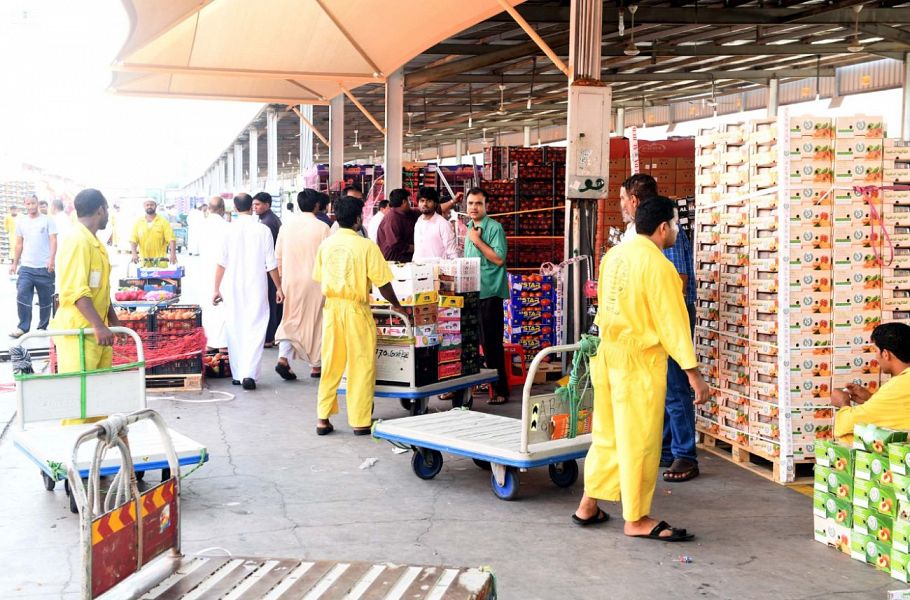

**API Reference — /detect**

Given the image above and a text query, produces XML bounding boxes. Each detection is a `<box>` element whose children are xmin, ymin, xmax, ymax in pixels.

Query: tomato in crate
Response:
<box><xmin>152</xmin><ymin>304</ymin><xmax>203</xmax><ymax>334</ymax></box>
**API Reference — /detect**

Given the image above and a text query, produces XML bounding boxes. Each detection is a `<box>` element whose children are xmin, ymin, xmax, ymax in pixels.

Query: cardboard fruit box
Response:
<box><xmin>854</xmin><ymin>425</ymin><xmax>909</xmax><ymax>455</ymax></box>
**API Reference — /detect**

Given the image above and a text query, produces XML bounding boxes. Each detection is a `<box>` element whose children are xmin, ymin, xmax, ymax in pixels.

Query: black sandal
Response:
<box><xmin>316</xmin><ymin>422</ymin><xmax>334</xmax><ymax>436</ymax></box>
<box><xmin>662</xmin><ymin>458</ymin><xmax>700</xmax><ymax>482</ymax></box>
<box><xmin>631</xmin><ymin>521</ymin><xmax>694</xmax><ymax>542</ymax></box>
<box><xmin>275</xmin><ymin>363</ymin><xmax>297</xmax><ymax>381</ymax></box>
<box><xmin>572</xmin><ymin>508</ymin><xmax>610</xmax><ymax>527</ymax></box>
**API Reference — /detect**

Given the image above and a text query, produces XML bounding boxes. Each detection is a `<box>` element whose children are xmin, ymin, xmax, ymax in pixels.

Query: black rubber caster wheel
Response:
<box><xmin>472</xmin><ymin>459</ymin><xmax>492</xmax><ymax>470</ymax></box>
<box><xmin>42</xmin><ymin>472</ymin><xmax>56</xmax><ymax>491</ymax></box>
<box><xmin>548</xmin><ymin>460</ymin><xmax>579</xmax><ymax>488</ymax></box>
<box><xmin>411</xmin><ymin>449</ymin><xmax>444</xmax><ymax>480</ymax></box>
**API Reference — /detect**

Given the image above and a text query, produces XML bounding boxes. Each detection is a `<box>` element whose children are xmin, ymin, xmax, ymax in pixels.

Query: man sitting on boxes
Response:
<box><xmin>313</xmin><ymin>196</ymin><xmax>402</xmax><ymax>436</ymax></box>
<box><xmin>831</xmin><ymin>322</ymin><xmax>910</xmax><ymax>442</ymax></box>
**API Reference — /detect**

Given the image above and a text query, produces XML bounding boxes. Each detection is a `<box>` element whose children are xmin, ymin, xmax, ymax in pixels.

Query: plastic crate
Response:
<box><xmin>153</xmin><ymin>304</ymin><xmax>202</xmax><ymax>333</ymax></box>
<box><xmin>203</xmin><ymin>350</ymin><xmax>231</xmax><ymax>378</ymax></box>
<box><xmin>147</xmin><ymin>351</ymin><xmax>204</xmax><ymax>375</ymax></box>
<box><xmin>114</xmin><ymin>308</ymin><xmax>154</xmax><ymax>333</ymax></box>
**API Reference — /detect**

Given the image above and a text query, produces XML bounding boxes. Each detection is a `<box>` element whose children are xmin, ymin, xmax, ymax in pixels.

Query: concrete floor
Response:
<box><xmin>0</xmin><ymin>254</ymin><xmax>898</xmax><ymax>599</ymax></box>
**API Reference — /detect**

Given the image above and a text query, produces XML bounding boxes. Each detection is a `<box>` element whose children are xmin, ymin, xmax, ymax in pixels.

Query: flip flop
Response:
<box><xmin>316</xmin><ymin>423</ymin><xmax>334</xmax><ymax>436</ymax></box>
<box><xmin>631</xmin><ymin>520</ymin><xmax>694</xmax><ymax>542</ymax></box>
<box><xmin>572</xmin><ymin>508</ymin><xmax>610</xmax><ymax>527</ymax></box>
<box><xmin>487</xmin><ymin>396</ymin><xmax>508</xmax><ymax>405</ymax></box>
<box><xmin>662</xmin><ymin>459</ymin><xmax>700</xmax><ymax>482</ymax></box>
<box><xmin>352</xmin><ymin>426</ymin><xmax>372</xmax><ymax>436</ymax></box>
<box><xmin>438</xmin><ymin>392</ymin><xmax>455</xmax><ymax>401</ymax></box>
<box><xmin>310</xmin><ymin>368</ymin><xmax>321</xmax><ymax>378</ymax></box>
<box><xmin>275</xmin><ymin>363</ymin><xmax>297</xmax><ymax>380</ymax></box>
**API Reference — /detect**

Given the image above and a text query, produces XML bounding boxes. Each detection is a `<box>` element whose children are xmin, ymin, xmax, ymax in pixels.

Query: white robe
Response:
<box><xmin>218</xmin><ymin>214</ymin><xmax>277</xmax><ymax>380</ymax></box>
<box><xmin>187</xmin><ymin>209</ymin><xmax>204</xmax><ymax>255</ymax></box>
<box><xmin>201</xmin><ymin>214</ymin><xmax>230</xmax><ymax>348</ymax></box>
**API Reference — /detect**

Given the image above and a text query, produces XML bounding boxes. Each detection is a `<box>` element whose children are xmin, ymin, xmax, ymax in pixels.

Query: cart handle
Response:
<box><xmin>520</xmin><ymin>342</ymin><xmax>583</xmax><ymax>454</ymax></box>
<box><xmin>69</xmin><ymin>408</ymin><xmax>182</xmax><ymax>599</ymax></box>
<box><xmin>16</xmin><ymin>327</ymin><xmax>146</xmax><ymax>364</ymax></box>
<box><xmin>370</xmin><ymin>307</ymin><xmax>412</xmax><ymax>330</ymax></box>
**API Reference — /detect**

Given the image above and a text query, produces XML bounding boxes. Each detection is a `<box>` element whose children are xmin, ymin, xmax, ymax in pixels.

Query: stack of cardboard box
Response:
<box><xmin>882</xmin><ymin>140</ymin><xmax>910</xmax><ymax>330</ymax></box>
<box><xmin>504</xmin><ymin>273</ymin><xmax>556</xmax><ymax>363</ymax></box>
<box><xmin>814</xmin><ymin>426</ymin><xmax>910</xmax><ymax>581</ymax></box>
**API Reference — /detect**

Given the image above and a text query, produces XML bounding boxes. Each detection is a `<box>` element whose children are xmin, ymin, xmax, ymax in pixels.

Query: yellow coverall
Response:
<box><xmin>50</xmin><ymin>223</ymin><xmax>113</xmax><ymax>373</ymax></box>
<box><xmin>313</xmin><ymin>229</ymin><xmax>393</xmax><ymax>427</ymax></box>
<box><xmin>586</xmin><ymin>235</ymin><xmax>698</xmax><ymax>522</ymax></box>
<box><xmin>130</xmin><ymin>215</ymin><xmax>174</xmax><ymax>265</ymax></box>
<box><xmin>834</xmin><ymin>369</ymin><xmax>910</xmax><ymax>443</ymax></box>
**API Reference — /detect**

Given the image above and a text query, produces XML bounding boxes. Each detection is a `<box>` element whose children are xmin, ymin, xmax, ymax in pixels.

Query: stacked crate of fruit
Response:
<box><xmin>882</xmin><ymin>141</ymin><xmax>910</xmax><ymax>331</ymax></box>
<box><xmin>146</xmin><ymin>304</ymin><xmax>205</xmax><ymax>375</ymax></box>
<box><xmin>504</xmin><ymin>273</ymin><xmax>556</xmax><ymax>363</ymax></box>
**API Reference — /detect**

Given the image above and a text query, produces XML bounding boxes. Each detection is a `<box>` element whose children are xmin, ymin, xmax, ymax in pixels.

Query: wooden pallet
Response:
<box><xmin>697</xmin><ymin>426</ymin><xmax>814</xmax><ymax>486</ymax></box>
<box><xmin>146</xmin><ymin>373</ymin><xmax>203</xmax><ymax>392</ymax></box>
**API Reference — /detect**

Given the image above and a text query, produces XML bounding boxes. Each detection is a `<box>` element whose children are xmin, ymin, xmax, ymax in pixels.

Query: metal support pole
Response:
<box><xmin>248</xmin><ymin>127</ymin><xmax>258</xmax><ymax>190</ymax></box>
<box><xmin>455</xmin><ymin>138</ymin><xmax>464</xmax><ymax>164</ymax></box>
<box><xmin>768</xmin><ymin>77</ymin><xmax>780</xmax><ymax>118</ymax></box>
<box><xmin>903</xmin><ymin>53</ymin><xmax>910</xmax><ymax>141</ymax></box>
<box><xmin>266</xmin><ymin>109</ymin><xmax>278</xmax><ymax>193</ymax></box>
<box><xmin>523</xmin><ymin>126</ymin><xmax>531</xmax><ymax>147</ymax></box>
<box><xmin>299</xmin><ymin>104</ymin><xmax>314</xmax><ymax>172</ymax></box>
<box><xmin>384</xmin><ymin>69</ymin><xmax>404</xmax><ymax>190</ymax></box>
<box><xmin>233</xmin><ymin>144</ymin><xmax>243</xmax><ymax>192</ymax></box>
<box><xmin>615</xmin><ymin>108</ymin><xmax>625</xmax><ymax>137</ymax></box>
<box><xmin>329</xmin><ymin>95</ymin><xmax>345</xmax><ymax>189</ymax></box>
<box><xmin>217</xmin><ymin>159</ymin><xmax>225</xmax><ymax>194</ymax></box>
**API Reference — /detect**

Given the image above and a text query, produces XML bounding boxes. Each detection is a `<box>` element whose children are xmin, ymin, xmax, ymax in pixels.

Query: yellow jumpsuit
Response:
<box><xmin>50</xmin><ymin>223</ymin><xmax>113</xmax><ymax>373</ymax></box>
<box><xmin>834</xmin><ymin>368</ymin><xmax>910</xmax><ymax>443</ymax></box>
<box><xmin>312</xmin><ymin>229</ymin><xmax>393</xmax><ymax>427</ymax></box>
<box><xmin>130</xmin><ymin>215</ymin><xmax>174</xmax><ymax>265</ymax></box>
<box><xmin>586</xmin><ymin>235</ymin><xmax>698</xmax><ymax>522</ymax></box>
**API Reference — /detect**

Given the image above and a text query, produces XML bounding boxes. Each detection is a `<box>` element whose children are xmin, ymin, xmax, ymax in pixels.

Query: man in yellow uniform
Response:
<box><xmin>130</xmin><ymin>199</ymin><xmax>176</xmax><ymax>267</ymax></box>
<box><xmin>51</xmin><ymin>189</ymin><xmax>119</xmax><ymax>373</ymax></box>
<box><xmin>312</xmin><ymin>196</ymin><xmax>401</xmax><ymax>436</ymax></box>
<box><xmin>572</xmin><ymin>196</ymin><xmax>710</xmax><ymax>541</ymax></box>
<box><xmin>832</xmin><ymin>323</ymin><xmax>910</xmax><ymax>441</ymax></box>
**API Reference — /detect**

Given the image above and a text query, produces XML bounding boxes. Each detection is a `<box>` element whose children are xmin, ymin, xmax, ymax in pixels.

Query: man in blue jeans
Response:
<box><xmin>620</xmin><ymin>175</ymin><xmax>698</xmax><ymax>481</ymax></box>
<box><xmin>9</xmin><ymin>196</ymin><xmax>57</xmax><ymax>338</ymax></box>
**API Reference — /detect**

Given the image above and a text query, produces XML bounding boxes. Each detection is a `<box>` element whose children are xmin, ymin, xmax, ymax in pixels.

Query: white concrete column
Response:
<box><xmin>523</xmin><ymin>126</ymin><xmax>531</xmax><ymax>147</ymax></box>
<box><xmin>233</xmin><ymin>143</ymin><xmax>243</xmax><ymax>192</ymax></box>
<box><xmin>266</xmin><ymin>110</ymin><xmax>278</xmax><ymax>193</ymax></box>
<box><xmin>248</xmin><ymin>127</ymin><xmax>259</xmax><ymax>190</ymax></box>
<box><xmin>903</xmin><ymin>53</ymin><xmax>910</xmax><ymax>141</ymax></box>
<box><xmin>299</xmin><ymin>104</ymin><xmax>314</xmax><ymax>171</ymax></box>
<box><xmin>614</xmin><ymin>108</ymin><xmax>625</xmax><ymax>137</ymax></box>
<box><xmin>226</xmin><ymin>153</ymin><xmax>235</xmax><ymax>192</ymax></box>
<box><xmin>384</xmin><ymin>68</ymin><xmax>405</xmax><ymax>190</ymax></box>
<box><xmin>768</xmin><ymin>77</ymin><xmax>780</xmax><ymax>118</ymax></box>
<box><xmin>329</xmin><ymin>95</ymin><xmax>345</xmax><ymax>189</ymax></box>
<box><xmin>217</xmin><ymin>159</ymin><xmax>225</xmax><ymax>193</ymax></box>
<box><xmin>455</xmin><ymin>138</ymin><xmax>464</xmax><ymax>164</ymax></box>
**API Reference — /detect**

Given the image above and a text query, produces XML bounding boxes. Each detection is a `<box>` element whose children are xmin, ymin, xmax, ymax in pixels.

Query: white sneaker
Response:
<box><xmin>9</xmin><ymin>328</ymin><xmax>25</xmax><ymax>338</ymax></box>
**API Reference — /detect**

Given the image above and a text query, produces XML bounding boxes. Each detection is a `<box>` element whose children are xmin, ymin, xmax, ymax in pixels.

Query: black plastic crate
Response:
<box><xmin>148</xmin><ymin>351</ymin><xmax>204</xmax><ymax>375</ymax></box>
<box><xmin>153</xmin><ymin>304</ymin><xmax>202</xmax><ymax>334</ymax></box>
<box><xmin>203</xmin><ymin>350</ymin><xmax>231</xmax><ymax>378</ymax></box>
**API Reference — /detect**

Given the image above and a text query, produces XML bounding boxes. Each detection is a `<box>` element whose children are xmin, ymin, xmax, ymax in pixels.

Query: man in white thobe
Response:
<box><xmin>413</xmin><ymin>187</ymin><xmax>457</xmax><ymax>261</ymax></box>
<box><xmin>201</xmin><ymin>196</ymin><xmax>230</xmax><ymax>350</ymax></box>
<box><xmin>213</xmin><ymin>193</ymin><xmax>283</xmax><ymax>390</ymax></box>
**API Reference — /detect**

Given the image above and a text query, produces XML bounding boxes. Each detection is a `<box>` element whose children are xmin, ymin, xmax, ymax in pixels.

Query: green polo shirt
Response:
<box><xmin>464</xmin><ymin>215</ymin><xmax>508</xmax><ymax>300</ymax></box>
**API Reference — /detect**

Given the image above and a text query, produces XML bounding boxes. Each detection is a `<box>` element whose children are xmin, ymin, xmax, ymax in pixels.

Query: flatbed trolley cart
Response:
<box><xmin>373</xmin><ymin>339</ymin><xmax>598</xmax><ymax>500</ymax></box>
<box><xmin>71</xmin><ymin>409</ymin><xmax>497</xmax><ymax>599</ymax></box>
<box><xmin>11</xmin><ymin>328</ymin><xmax>209</xmax><ymax>513</ymax></box>
<box><xmin>338</xmin><ymin>308</ymin><xmax>499</xmax><ymax>416</ymax></box>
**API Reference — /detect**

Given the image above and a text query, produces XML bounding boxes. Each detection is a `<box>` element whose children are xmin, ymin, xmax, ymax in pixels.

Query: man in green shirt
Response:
<box><xmin>464</xmin><ymin>187</ymin><xmax>510</xmax><ymax>404</ymax></box>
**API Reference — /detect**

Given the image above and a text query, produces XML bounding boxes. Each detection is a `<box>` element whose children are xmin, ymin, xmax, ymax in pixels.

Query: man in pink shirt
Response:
<box><xmin>413</xmin><ymin>187</ymin><xmax>458</xmax><ymax>261</ymax></box>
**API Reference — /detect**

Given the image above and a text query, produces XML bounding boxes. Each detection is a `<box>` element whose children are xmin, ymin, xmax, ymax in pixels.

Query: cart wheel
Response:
<box><xmin>411</xmin><ymin>449</ymin><xmax>444</xmax><ymax>480</ymax></box>
<box><xmin>399</xmin><ymin>398</ymin><xmax>412</xmax><ymax>411</ymax></box>
<box><xmin>548</xmin><ymin>460</ymin><xmax>579</xmax><ymax>488</ymax></box>
<box><xmin>472</xmin><ymin>458</ymin><xmax>492</xmax><ymax>471</ymax></box>
<box><xmin>451</xmin><ymin>388</ymin><xmax>473</xmax><ymax>410</ymax></box>
<box><xmin>42</xmin><ymin>472</ymin><xmax>56</xmax><ymax>491</ymax></box>
<box><xmin>408</xmin><ymin>398</ymin><xmax>428</xmax><ymax>416</ymax></box>
<box><xmin>490</xmin><ymin>467</ymin><xmax>520</xmax><ymax>501</ymax></box>
<box><xmin>64</xmin><ymin>480</ymin><xmax>79</xmax><ymax>514</ymax></box>
<box><xmin>161</xmin><ymin>468</ymin><xmax>171</xmax><ymax>481</ymax></box>
<box><xmin>135</xmin><ymin>470</ymin><xmax>145</xmax><ymax>482</ymax></box>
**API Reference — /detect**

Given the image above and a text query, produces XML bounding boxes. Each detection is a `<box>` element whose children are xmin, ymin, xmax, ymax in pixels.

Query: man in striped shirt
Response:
<box><xmin>619</xmin><ymin>174</ymin><xmax>698</xmax><ymax>482</ymax></box>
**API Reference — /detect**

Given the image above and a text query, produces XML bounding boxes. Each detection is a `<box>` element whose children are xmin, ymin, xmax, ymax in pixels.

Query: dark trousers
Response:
<box><xmin>662</xmin><ymin>303</ymin><xmax>697</xmax><ymax>463</ymax></box>
<box><xmin>265</xmin><ymin>275</ymin><xmax>283</xmax><ymax>344</ymax></box>
<box><xmin>479</xmin><ymin>297</ymin><xmax>509</xmax><ymax>399</ymax></box>
<box><xmin>16</xmin><ymin>266</ymin><xmax>55</xmax><ymax>332</ymax></box>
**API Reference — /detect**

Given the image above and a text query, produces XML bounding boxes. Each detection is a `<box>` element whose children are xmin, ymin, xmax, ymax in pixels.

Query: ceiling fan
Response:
<box><xmin>492</xmin><ymin>84</ymin><xmax>508</xmax><ymax>116</ymax></box>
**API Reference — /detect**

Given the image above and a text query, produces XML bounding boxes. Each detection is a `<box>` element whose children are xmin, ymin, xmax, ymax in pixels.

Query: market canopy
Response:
<box><xmin>111</xmin><ymin>0</ymin><xmax>528</xmax><ymax>104</ymax></box>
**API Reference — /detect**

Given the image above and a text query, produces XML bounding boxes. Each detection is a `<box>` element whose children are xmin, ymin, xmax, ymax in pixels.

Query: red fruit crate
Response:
<box><xmin>114</xmin><ymin>309</ymin><xmax>154</xmax><ymax>334</ymax></box>
<box><xmin>153</xmin><ymin>304</ymin><xmax>202</xmax><ymax>334</ymax></box>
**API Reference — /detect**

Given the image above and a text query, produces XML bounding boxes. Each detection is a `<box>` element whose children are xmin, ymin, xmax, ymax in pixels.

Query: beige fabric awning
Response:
<box><xmin>112</xmin><ymin>0</ymin><xmax>526</xmax><ymax>104</ymax></box>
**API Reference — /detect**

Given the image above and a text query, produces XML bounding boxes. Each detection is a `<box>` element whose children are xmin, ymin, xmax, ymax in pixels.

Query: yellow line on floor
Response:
<box><xmin>790</xmin><ymin>484</ymin><xmax>814</xmax><ymax>498</ymax></box>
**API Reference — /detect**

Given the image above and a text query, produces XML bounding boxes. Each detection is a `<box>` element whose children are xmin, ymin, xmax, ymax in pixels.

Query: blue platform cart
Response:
<box><xmin>373</xmin><ymin>340</ymin><xmax>597</xmax><ymax>500</ymax></box>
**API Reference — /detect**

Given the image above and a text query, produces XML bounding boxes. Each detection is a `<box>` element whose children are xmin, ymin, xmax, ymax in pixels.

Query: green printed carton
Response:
<box><xmin>815</xmin><ymin>439</ymin><xmax>855</xmax><ymax>473</ymax></box>
<box><xmin>894</xmin><ymin>517</ymin><xmax>910</xmax><ymax>554</ymax></box>
<box><xmin>890</xmin><ymin>443</ymin><xmax>910</xmax><ymax>476</ymax></box>
<box><xmin>814</xmin><ymin>490</ymin><xmax>853</xmax><ymax>526</ymax></box>
<box><xmin>814</xmin><ymin>465</ymin><xmax>853</xmax><ymax>500</ymax></box>
<box><xmin>851</xmin><ymin>532</ymin><xmax>892</xmax><ymax>572</ymax></box>
<box><xmin>892</xmin><ymin>549</ymin><xmax>910</xmax><ymax>582</ymax></box>
<box><xmin>895</xmin><ymin>473</ymin><xmax>910</xmax><ymax>504</ymax></box>
<box><xmin>853</xmin><ymin>424</ymin><xmax>908</xmax><ymax>455</ymax></box>
<box><xmin>855</xmin><ymin>450</ymin><xmax>894</xmax><ymax>486</ymax></box>
<box><xmin>855</xmin><ymin>478</ymin><xmax>898</xmax><ymax>517</ymax></box>
<box><xmin>853</xmin><ymin>505</ymin><xmax>894</xmax><ymax>543</ymax></box>
<box><xmin>814</xmin><ymin>515</ymin><xmax>852</xmax><ymax>554</ymax></box>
